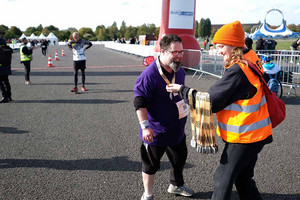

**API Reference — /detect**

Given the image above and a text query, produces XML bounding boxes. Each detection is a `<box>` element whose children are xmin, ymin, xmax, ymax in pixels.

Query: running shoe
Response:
<box><xmin>71</xmin><ymin>87</ymin><xmax>78</xmax><ymax>92</ymax></box>
<box><xmin>167</xmin><ymin>184</ymin><xmax>194</xmax><ymax>197</ymax></box>
<box><xmin>81</xmin><ymin>86</ymin><xmax>87</xmax><ymax>91</ymax></box>
<box><xmin>141</xmin><ymin>194</ymin><xmax>154</xmax><ymax>200</ymax></box>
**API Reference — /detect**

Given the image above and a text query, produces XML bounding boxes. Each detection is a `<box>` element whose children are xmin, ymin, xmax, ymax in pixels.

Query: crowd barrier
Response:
<box><xmin>185</xmin><ymin>49</ymin><xmax>299</xmax><ymax>97</ymax></box>
<box><xmin>100</xmin><ymin>44</ymin><xmax>299</xmax><ymax>97</ymax></box>
<box><xmin>256</xmin><ymin>50</ymin><xmax>300</xmax><ymax>97</ymax></box>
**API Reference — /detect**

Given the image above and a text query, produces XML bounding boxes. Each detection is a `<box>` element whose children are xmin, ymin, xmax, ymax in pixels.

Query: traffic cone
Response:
<box><xmin>61</xmin><ymin>48</ymin><xmax>65</xmax><ymax>56</ymax></box>
<box><xmin>48</xmin><ymin>54</ymin><xmax>53</xmax><ymax>67</ymax></box>
<box><xmin>55</xmin><ymin>50</ymin><xmax>59</xmax><ymax>61</ymax></box>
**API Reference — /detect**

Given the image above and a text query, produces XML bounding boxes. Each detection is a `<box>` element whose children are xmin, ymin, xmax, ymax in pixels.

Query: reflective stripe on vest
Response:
<box><xmin>218</xmin><ymin>117</ymin><xmax>271</xmax><ymax>134</ymax></box>
<box><xmin>223</xmin><ymin>95</ymin><xmax>267</xmax><ymax>113</ymax></box>
<box><xmin>20</xmin><ymin>45</ymin><xmax>32</xmax><ymax>61</ymax></box>
<box><xmin>216</xmin><ymin>62</ymin><xmax>272</xmax><ymax>143</ymax></box>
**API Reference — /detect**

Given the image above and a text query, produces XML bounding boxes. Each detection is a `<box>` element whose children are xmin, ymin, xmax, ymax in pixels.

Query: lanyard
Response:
<box><xmin>156</xmin><ymin>58</ymin><xmax>175</xmax><ymax>85</ymax></box>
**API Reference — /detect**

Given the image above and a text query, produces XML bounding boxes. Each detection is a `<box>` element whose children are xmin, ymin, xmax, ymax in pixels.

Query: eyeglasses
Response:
<box><xmin>166</xmin><ymin>50</ymin><xmax>184</xmax><ymax>56</ymax></box>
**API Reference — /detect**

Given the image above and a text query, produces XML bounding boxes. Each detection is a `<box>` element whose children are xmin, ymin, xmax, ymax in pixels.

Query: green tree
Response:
<box><xmin>78</xmin><ymin>27</ymin><xmax>95</xmax><ymax>40</ymax></box>
<box><xmin>137</xmin><ymin>24</ymin><xmax>149</xmax><ymax>36</ymax></box>
<box><xmin>107</xmin><ymin>21</ymin><xmax>119</xmax><ymax>41</ymax></box>
<box><xmin>203</xmin><ymin>18</ymin><xmax>211</xmax><ymax>38</ymax></box>
<box><xmin>198</xmin><ymin>18</ymin><xmax>205</xmax><ymax>38</ymax></box>
<box><xmin>5</xmin><ymin>26</ymin><xmax>22</xmax><ymax>39</ymax></box>
<box><xmin>195</xmin><ymin>20</ymin><xmax>199</xmax><ymax>38</ymax></box>
<box><xmin>148</xmin><ymin>24</ymin><xmax>157</xmax><ymax>35</ymax></box>
<box><xmin>0</xmin><ymin>24</ymin><xmax>9</xmax><ymax>35</ymax></box>
<box><xmin>287</xmin><ymin>24</ymin><xmax>297</xmax><ymax>32</ymax></box>
<box><xmin>119</xmin><ymin>21</ymin><xmax>127</xmax><ymax>38</ymax></box>
<box><xmin>36</xmin><ymin>24</ymin><xmax>43</xmax><ymax>32</ymax></box>
<box><xmin>57</xmin><ymin>30</ymin><xmax>71</xmax><ymax>41</ymax></box>
<box><xmin>243</xmin><ymin>25</ymin><xmax>252</xmax><ymax>33</ymax></box>
<box><xmin>296</xmin><ymin>24</ymin><xmax>300</xmax><ymax>33</ymax></box>
<box><xmin>24</xmin><ymin>27</ymin><xmax>36</xmax><ymax>36</ymax></box>
<box><xmin>124</xmin><ymin>26</ymin><xmax>137</xmax><ymax>39</ymax></box>
<box><xmin>43</xmin><ymin>25</ymin><xmax>59</xmax><ymax>36</ymax></box>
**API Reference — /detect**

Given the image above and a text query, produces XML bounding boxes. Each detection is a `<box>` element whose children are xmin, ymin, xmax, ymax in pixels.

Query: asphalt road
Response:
<box><xmin>0</xmin><ymin>45</ymin><xmax>299</xmax><ymax>200</ymax></box>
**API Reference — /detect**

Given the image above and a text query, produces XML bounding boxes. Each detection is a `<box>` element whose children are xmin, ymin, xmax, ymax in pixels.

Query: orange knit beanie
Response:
<box><xmin>213</xmin><ymin>21</ymin><xmax>245</xmax><ymax>47</ymax></box>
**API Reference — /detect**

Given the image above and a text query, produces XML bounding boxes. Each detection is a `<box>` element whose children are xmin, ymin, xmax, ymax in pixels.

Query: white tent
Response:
<box><xmin>28</xmin><ymin>33</ymin><xmax>38</xmax><ymax>40</ymax></box>
<box><xmin>38</xmin><ymin>33</ymin><xmax>47</xmax><ymax>40</ymax></box>
<box><xmin>19</xmin><ymin>33</ymin><xmax>27</xmax><ymax>40</ymax></box>
<box><xmin>47</xmin><ymin>32</ymin><xmax>58</xmax><ymax>45</ymax></box>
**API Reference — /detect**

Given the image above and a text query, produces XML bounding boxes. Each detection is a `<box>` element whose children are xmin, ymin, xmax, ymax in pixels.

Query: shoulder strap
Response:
<box><xmin>246</xmin><ymin>60</ymin><xmax>272</xmax><ymax>95</ymax></box>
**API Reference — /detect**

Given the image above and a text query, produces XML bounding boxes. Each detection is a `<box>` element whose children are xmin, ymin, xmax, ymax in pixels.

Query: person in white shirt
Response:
<box><xmin>68</xmin><ymin>32</ymin><xmax>92</xmax><ymax>92</ymax></box>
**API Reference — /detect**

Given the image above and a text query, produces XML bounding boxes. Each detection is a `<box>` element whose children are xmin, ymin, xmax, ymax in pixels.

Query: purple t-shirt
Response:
<box><xmin>134</xmin><ymin>59</ymin><xmax>187</xmax><ymax>146</ymax></box>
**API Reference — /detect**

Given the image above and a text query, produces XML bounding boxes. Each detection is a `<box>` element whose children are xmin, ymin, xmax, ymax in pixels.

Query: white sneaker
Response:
<box><xmin>141</xmin><ymin>193</ymin><xmax>154</xmax><ymax>200</ymax></box>
<box><xmin>167</xmin><ymin>184</ymin><xmax>194</xmax><ymax>197</ymax></box>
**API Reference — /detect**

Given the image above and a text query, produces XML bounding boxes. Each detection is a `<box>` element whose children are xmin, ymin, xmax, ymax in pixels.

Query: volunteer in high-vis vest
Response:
<box><xmin>166</xmin><ymin>21</ymin><xmax>272</xmax><ymax>200</ymax></box>
<box><xmin>20</xmin><ymin>38</ymin><xmax>34</xmax><ymax>85</ymax></box>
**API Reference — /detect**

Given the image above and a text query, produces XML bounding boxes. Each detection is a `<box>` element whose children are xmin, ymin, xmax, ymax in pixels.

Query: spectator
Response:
<box><xmin>256</xmin><ymin>36</ymin><xmax>264</xmax><ymax>51</ymax></box>
<box><xmin>0</xmin><ymin>34</ymin><xmax>13</xmax><ymax>103</ymax></box>
<box><xmin>245</xmin><ymin>35</ymin><xmax>253</xmax><ymax>49</ymax></box>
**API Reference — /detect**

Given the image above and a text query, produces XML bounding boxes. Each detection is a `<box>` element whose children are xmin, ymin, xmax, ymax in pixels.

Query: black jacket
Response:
<box><xmin>0</xmin><ymin>43</ymin><xmax>13</xmax><ymax>76</ymax></box>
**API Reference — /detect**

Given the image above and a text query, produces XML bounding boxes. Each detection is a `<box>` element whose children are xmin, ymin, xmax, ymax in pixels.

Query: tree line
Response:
<box><xmin>1</xmin><ymin>19</ymin><xmax>299</xmax><ymax>42</ymax></box>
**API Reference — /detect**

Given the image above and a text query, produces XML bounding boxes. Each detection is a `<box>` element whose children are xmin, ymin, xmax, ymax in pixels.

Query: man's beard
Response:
<box><xmin>169</xmin><ymin>61</ymin><xmax>181</xmax><ymax>72</ymax></box>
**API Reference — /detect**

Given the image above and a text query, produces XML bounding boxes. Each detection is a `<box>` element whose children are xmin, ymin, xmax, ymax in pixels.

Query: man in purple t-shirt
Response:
<box><xmin>134</xmin><ymin>34</ymin><xmax>194</xmax><ymax>200</ymax></box>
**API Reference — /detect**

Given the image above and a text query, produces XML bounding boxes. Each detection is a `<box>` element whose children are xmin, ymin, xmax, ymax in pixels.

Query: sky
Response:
<box><xmin>2</xmin><ymin>0</ymin><xmax>300</xmax><ymax>31</ymax></box>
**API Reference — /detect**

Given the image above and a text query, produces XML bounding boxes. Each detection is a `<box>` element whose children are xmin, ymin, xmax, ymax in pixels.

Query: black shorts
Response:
<box><xmin>73</xmin><ymin>60</ymin><xmax>86</xmax><ymax>71</ymax></box>
<box><xmin>140</xmin><ymin>135</ymin><xmax>187</xmax><ymax>175</ymax></box>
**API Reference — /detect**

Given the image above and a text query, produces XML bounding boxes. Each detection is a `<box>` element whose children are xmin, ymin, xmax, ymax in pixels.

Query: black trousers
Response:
<box><xmin>73</xmin><ymin>60</ymin><xmax>86</xmax><ymax>87</ymax></box>
<box><xmin>211</xmin><ymin>141</ymin><xmax>266</xmax><ymax>200</ymax></box>
<box><xmin>0</xmin><ymin>75</ymin><xmax>11</xmax><ymax>98</ymax></box>
<box><xmin>22</xmin><ymin>61</ymin><xmax>31</xmax><ymax>81</ymax></box>
<box><xmin>141</xmin><ymin>135</ymin><xmax>187</xmax><ymax>186</ymax></box>
<box><xmin>42</xmin><ymin>48</ymin><xmax>47</xmax><ymax>56</ymax></box>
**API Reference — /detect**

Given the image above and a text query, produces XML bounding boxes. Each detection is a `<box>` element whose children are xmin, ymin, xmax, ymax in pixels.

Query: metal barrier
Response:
<box><xmin>183</xmin><ymin>50</ymin><xmax>224</xmax><ymax>79</ymax></box>
<box><xmin>256</xmin><ymin>50</ymin><xmax>300</xmax><ymax>97</ymax></box>
<box><xmin>183</xmin><ymin>49</ymin><xmax>299</xmax><ymax>97</ymax></box>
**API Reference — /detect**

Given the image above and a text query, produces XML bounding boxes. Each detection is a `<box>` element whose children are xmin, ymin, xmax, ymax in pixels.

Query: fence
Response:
<box><xmin>183</xmin><ymin>49</ymin><xmax>300</xmax><ymax>97</ymax></box>
<box><xmin>256</xmin><ymin>50</ymin><xmax>300</xmax><ymax>97</ymax></box>
<box><xmin>100</xmin><ymin>43</ymin><xmax>299</xmax><ymax>97</ymax></box>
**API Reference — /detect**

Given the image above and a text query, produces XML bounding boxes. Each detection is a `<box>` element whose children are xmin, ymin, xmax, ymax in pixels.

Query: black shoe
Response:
<box><xmin>0</xmin><ymin>97</ymin><xmax>9</xmax><ymax>103</ymax></box>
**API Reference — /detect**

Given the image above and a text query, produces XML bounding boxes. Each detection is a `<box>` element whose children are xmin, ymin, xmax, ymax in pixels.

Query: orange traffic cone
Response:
<box><xmin>61</xmin><ymin>48</ymin><xmax>65</xmax><ymax>56</ymax></box>
<box><xmin>48</xmin><ymin>54</ymin><xmax>53</xmax><ymax>67</ymax></box>
<box><xmin>55</xmin><ymin>50</ymin><xmax>59</xmax><ymax>61</ymax></box>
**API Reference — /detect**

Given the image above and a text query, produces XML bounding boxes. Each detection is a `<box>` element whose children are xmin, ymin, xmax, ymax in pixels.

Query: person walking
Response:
<box><xmin>68</xmin><ymin>32</ymin><xmax>92</xmax><ymax>92</ymax></box>
<box><xmin>20</xmin><ymin>38</ymin><xmax>34</xmax><ymax>85</ymax></box>
<box><xmin>134</xmin><ymin>34</ymin><xmax>194</xmax><ymax>200</ymax></box>
<box><xmin>40</xmin><ymin>39</ymin><xmax>48</xmax><ymax>56</ymax></box>
<box><xmin>0</xmin><ymin>36</ymin><xmax>13</xmax><ymax>103</ymax></box>
<box><xmin>166</xmin><ymin>21</ymin><xmax>273</xmax><ymax>200</ymax></box>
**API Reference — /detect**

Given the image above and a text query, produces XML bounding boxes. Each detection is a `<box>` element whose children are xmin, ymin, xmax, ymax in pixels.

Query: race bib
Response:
<box><xmin>176</xmin><ymin>100</ymin><xmax>189</xmax><ymax>119</ymax></box>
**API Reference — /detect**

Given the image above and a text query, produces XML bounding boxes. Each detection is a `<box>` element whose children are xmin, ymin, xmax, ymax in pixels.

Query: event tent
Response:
<box><xmin>250</xmin><ymin>9</ymin><xmax>300</xmax><ymax>39</ymax></box>
<box><xmin>47</xmin><ymin>32</ymin><xmax>58</xmax><ymax>45</ymax></box>
<box><xmin>28</xmin><ymin>33</ymin><xmax>38</xmax><ymax>40</ymax></box>
<box><xmin>38</xmin><ymin>33</ymin><xmax>47</xmax><ymax>40</ymax></box>
<box><xmin>19</xmin><ymin>33</ymin><xmax>27</xmax><ymax>40</ymax></box>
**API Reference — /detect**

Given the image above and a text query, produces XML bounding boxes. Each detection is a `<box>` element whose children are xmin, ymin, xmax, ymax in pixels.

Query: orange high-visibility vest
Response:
<box><xmin>244</xmin><ymin>49</ymin><xmax>264</xmax><ymax>74</ymax></box>
<box><xmin>216</xmin><ymin>62</ymin><xmax>272</xmax><ymax>143</ymax></box>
